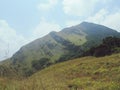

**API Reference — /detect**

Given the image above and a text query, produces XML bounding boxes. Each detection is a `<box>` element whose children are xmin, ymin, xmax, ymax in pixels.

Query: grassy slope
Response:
<box><xmin>0</xmin><ymin>53</ymin><xmax>120</xmax><ymax>90</ymax></box>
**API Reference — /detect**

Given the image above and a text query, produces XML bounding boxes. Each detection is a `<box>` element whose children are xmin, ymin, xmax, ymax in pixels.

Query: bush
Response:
<box><xmin>32</xmin><ymin>58</ymin><xmax>51</xmax><ymax>71</ymax></box>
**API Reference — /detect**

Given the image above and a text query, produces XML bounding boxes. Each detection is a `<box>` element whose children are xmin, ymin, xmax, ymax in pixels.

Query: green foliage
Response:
<box><xmin>103</xmin><ymin>36</ymin><xmax>120</xmax><ymax>47</ymax></box>
<box><xmin>83</xmin><ymin>36</ymin><xmax>120</xmax><ymax>57</ymax></box>
<box><xmin>32</xmin><ymin>58</ymin><xmax>51</xmax><ymax>71</ymax></box>
<box><xmin>24</xmin><ymin>68</ymin><xmax>35</xmax><ymax>77</ymax></box>
<box><xmin>57</xmin><ymin>45</ymin><xmax>83</xmax><ymax>62</ymax></box>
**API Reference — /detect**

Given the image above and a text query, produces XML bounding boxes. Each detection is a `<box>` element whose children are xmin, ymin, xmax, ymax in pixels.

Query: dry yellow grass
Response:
<box><xmin>0</xmin><ymin>53</ymin><xmax>120</xmax><ymax>90</ymax></box>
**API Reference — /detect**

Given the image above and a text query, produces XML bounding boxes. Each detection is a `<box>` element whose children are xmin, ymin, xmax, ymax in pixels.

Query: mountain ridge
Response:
<box><xmin>1</xmin><ymin>22</ymin><xmax>120</xmax><ymax>76</ymax></box>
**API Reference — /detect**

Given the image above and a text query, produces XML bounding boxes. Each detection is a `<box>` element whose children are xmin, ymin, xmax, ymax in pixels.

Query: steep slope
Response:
<box><xmin>1</xmin><ymin>53</ymin><xmax>120</xmax><ymax>90</ymax></box>
<box><xmin>6</xmin><ymin>22</ymin><xmax>120</xmax><ymax>76</ymax></box>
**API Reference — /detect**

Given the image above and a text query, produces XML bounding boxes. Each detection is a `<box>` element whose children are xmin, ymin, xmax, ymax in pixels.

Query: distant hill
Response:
<box><xmin>1</xmin><ymin>22</ymin><xmax>120</xmax><ymax>76</ymax></box>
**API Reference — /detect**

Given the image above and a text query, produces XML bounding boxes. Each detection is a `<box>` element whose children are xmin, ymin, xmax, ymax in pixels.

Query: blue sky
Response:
<box><xmin>0</xmin><ymin>0</ymin><xmax>120</xmax><ymax>60</ymax></box>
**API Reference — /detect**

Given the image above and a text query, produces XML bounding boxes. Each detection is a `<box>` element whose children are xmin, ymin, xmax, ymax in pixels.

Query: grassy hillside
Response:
<box><xmin>0</xmin><ymin>53</ymin><xmax>120</xmax><ymax>90</ymax></box>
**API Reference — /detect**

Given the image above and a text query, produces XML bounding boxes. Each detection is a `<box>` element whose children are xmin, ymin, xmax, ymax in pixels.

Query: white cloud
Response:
<box><xmin>37</xmin><ymin>0</ymin><xmax>58</xmax><ymax>11</ymax></box>
<box><xmin>0</xmin><ymin>20</ymin><xmax>28</xmax><ymax>61</ymax></box>
<box><xmin>62</xmin><ymin>0</ymin><xmax>98</xmax><ymax>16</ymax></box>
<box><xmin>87</xmin><ymin>9</ymin><xmax>108</xmax><ymax>24</ymax></box>
<box><xmin>33</xmin><ymin>19</ymin><xmax>61</xmax><ymax>39</ymax></box>
<box><xmin>86</xmin><ymin>9</ymin><xmax>120</xmax><ymax>32</ymax></box>
<box><xmin>102</xmin><ymin>12</ymin><xmax>120</xmax><ymax>32</ymax></box>
<box><xmin>62</xmin><ymin>0</ymin><xmax>115</xmax><ymax>17</ymax></box>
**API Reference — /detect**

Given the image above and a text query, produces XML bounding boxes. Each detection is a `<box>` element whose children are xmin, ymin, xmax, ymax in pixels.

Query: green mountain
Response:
<box><xmin>2</xmin><ymin>22</ymin><xmax>120</xmax><ymax>76</ymax></box>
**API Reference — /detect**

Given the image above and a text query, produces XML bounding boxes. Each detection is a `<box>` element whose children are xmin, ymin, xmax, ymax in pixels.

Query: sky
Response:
<box><xmin>0</xmin><ymin>0</ymin><xmax>120</xmax><ymax>61</ymax></box>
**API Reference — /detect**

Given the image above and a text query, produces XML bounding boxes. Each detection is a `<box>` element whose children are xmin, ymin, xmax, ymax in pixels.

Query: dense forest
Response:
<box><xmin>83</xmin><ymin>36</ymin><xmax>120</xmax><ymax>57</ymax></box>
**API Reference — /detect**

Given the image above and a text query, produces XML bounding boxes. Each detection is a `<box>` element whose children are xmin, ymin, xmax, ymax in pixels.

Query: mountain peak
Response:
<box><xmin>80</xmin><ymin>21</ymin><xmax>90</xmax><ymax>24</ymax></box>
<box><xmin>49</xmin><ymin>31</ymin><xmax>57</xmax><ymax>35</ymax></box>
<box><xmin>80</xmin><ymin>21</ymin><xmax>98</xmax><ymax>26</ymax></box>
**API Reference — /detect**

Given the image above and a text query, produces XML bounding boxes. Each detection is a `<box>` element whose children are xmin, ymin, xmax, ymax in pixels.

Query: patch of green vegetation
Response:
<box><xmin>59</xmin><ymin>32</ymin><xmax>87</xmax><ymax>45</ymax></box>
